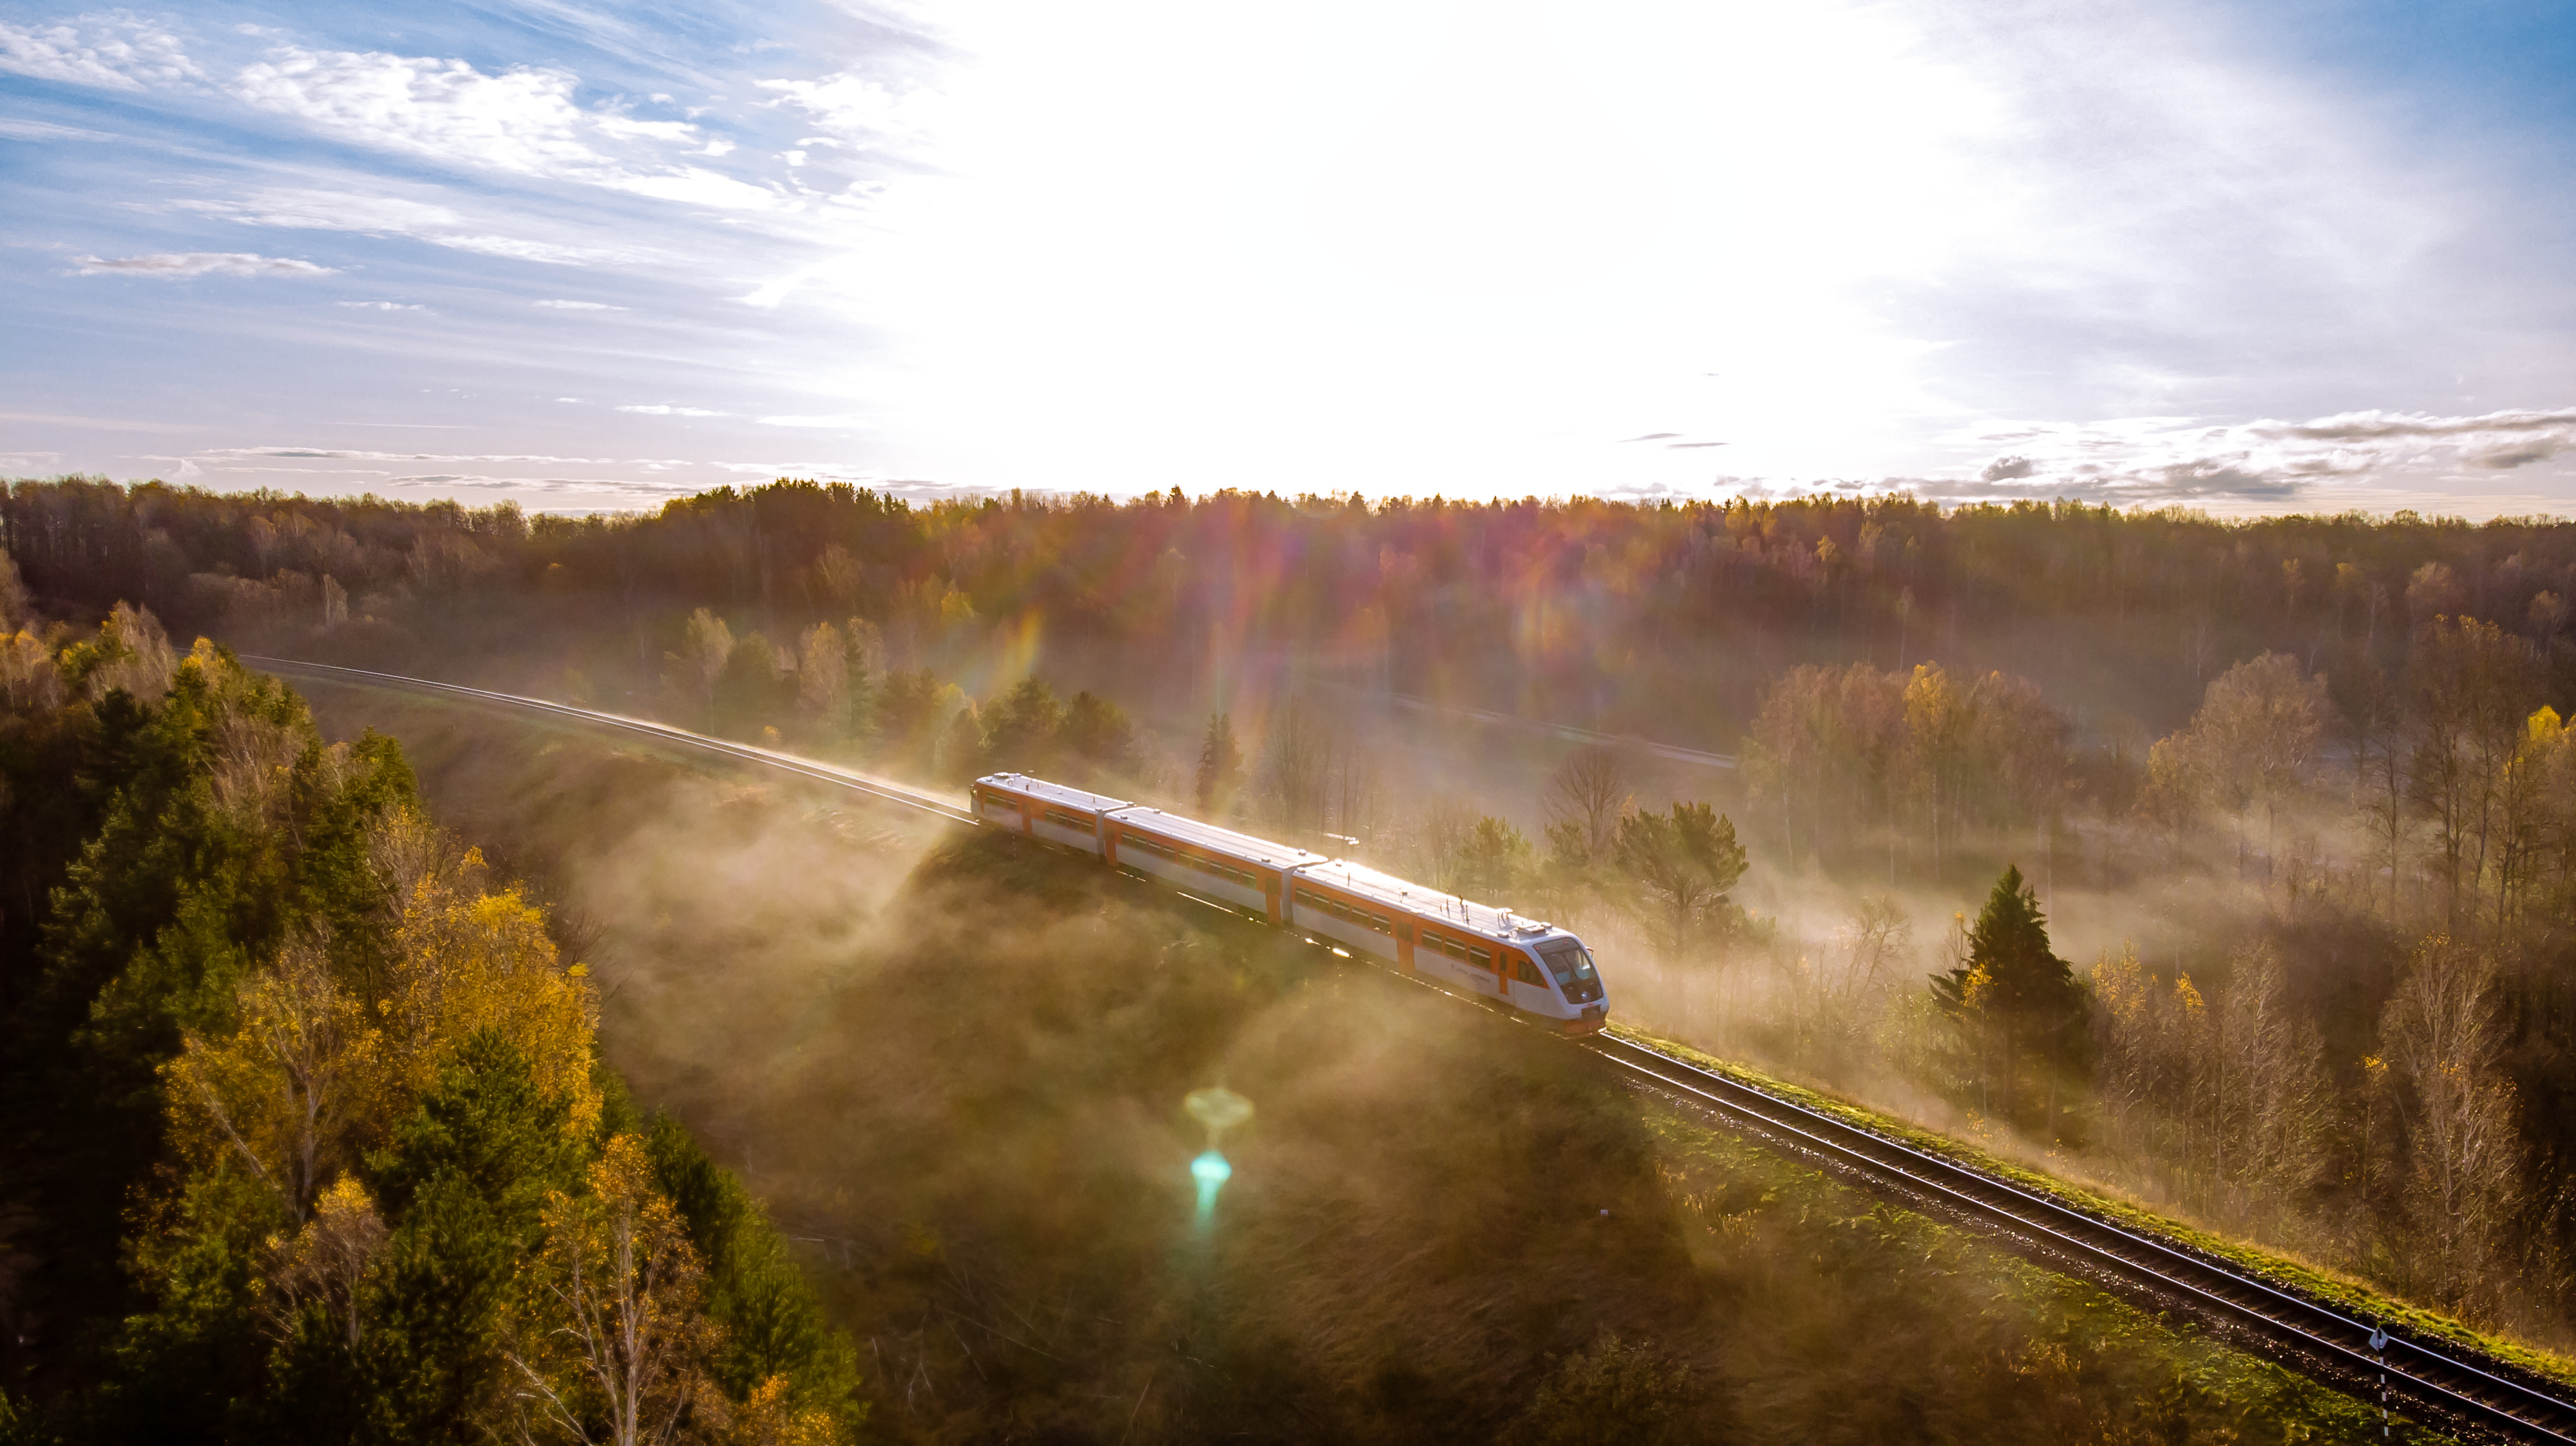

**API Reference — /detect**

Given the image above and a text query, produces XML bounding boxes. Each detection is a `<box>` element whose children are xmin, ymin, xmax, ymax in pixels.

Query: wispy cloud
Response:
<box><xmin>172</xmin><ymin>188</ymin><xmax>629</xmax><ymax>266</ymax></box>
<box><xmin>74</xmin><ymin>251</ymin><xmax>333</xmax><ymax>277</ymax></box>
<box><xmin>0</xmin><ymin>13</ymin><xmax>200</xmax><ymax>91</ymax></box>
<box><xmin>1926</xmin><ymin>405</ymin><xmax>2576</xmax><ymax>507</ymax></box>
<box><xmin>756</xmin><ymin>413</ymin><xmax>869</xmax><ymax>428</ymax></box>
<box><xmin>0</xmin><ymin>116</ymin><xmax>120</xmax><ymax>141</ymax></box>
<box><xmin>617</xmin><ymin>404</ymin><xmax>724</xmax><ymax>416</ymax></box>
<box><xmin>337</xmin><ymin>300</ymin><xmax>426</xmax><ymax>311</ymax></box>
<box><xmin>534</xmin><ymin>298</ymin><xmax>624</xmax><ymax>310</ymax></box>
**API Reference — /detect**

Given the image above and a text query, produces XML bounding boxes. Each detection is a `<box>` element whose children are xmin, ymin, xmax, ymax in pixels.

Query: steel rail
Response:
<box><xmin>248</xmin><ymin>655</ymin><xmax>2572</xmax><ymax>1438</ymax></box>
<box><xmin>1586</xmin><ymin>1034</ymin><xmax>2576</xmax><ymax>1443</ymax></box>
<box><xmin>241</xmin><ymin>656</ymin><xmax>978</xmax><ymax>825</ymax></box>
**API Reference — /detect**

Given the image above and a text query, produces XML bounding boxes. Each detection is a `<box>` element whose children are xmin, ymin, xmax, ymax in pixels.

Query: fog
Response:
<box><xmin>284</xmin><ymin>682</ymin><xmax>2375</xmax><ymax>1440</ymax></box>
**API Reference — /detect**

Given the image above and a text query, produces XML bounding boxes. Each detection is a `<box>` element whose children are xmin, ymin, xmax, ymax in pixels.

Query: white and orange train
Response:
<box><xmin>970</xmin><ymin>772</ymin><xmax>1609</xmax><ymax>1034</ymax></box>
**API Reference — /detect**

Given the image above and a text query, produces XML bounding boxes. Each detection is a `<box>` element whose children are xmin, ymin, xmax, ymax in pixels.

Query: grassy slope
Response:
<box><xmin>1615</xmin><ymin>1022</ymin><xmax>2576</xmax><ymax>1391</ymax></box>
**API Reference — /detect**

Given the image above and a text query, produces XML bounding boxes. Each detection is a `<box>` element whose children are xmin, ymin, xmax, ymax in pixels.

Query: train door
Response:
<box><xmin>1396</xmin><ymin>920</ymin><xmax>1416</xmax><ymax>976</ymax></box>
<box><xmin>1263</xmin><ymin>871</ymin><xmax>1282</xmax><ymax>924</ymax></box>
<box><xmin>1505</xmin><ymin>949</ymin><xmax>1554</xmax><ymax>1013</ymax></box>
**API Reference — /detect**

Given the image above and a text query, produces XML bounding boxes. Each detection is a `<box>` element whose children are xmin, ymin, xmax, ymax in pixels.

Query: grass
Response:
<box><xmin>1639</xmin><ymin>1108</ymin><xmax>2437</xmax><ymax>1444</ymax></box>
<box><xmin>1611</xmin><ymin>1020</ymin><xmax>2576</xmax><ymax>1392</ymax></box>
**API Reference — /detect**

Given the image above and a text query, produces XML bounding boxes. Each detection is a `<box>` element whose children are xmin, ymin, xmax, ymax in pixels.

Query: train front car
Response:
<box><xmin>1523</xmin><ymin>925</ymin><xmax>1608</xmax><ymax>1033</ymax></box>
<box><xmin>1289</xmin><ymin>859</ymin><xmax>1610</xmax><ymax>1034</ymax></box>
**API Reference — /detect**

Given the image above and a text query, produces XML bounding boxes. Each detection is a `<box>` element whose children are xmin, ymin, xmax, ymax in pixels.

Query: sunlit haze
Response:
<box><xmin>6</xmin><ymin>0</ymin><xmax>2575</xmax><ymax>514</ymax></box>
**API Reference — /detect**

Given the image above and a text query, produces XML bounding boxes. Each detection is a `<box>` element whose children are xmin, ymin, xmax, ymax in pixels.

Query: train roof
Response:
<box><xmin>1292</xmin><ymin>858</ymin><xmax>1562</xmax><ymax>944</ymax></box>
<box><xmin>976</xmin><ymin>773</ymin><xmax>1133</xmax><ymax>814</ymax></box>
<box><xmin>1103</xmin><ymin>807</ymin><xmax>1329</xmax><ymax>871</ymax></box>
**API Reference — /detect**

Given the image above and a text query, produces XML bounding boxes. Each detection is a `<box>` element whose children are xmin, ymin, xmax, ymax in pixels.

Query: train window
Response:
<box><xmin>1513</xmin><ymin>955</ymin><xmax>1545</xmax><ymax>985</ymax></box>
<box><xmin>1044</xmin><ymin>808</ymin><xmax>1091</xmax><ymax>829</ymax></box>
<box><xmin>1296</xmin><ymin>888</ymin><xmax>1326</xmax><ymax>909</ymax></box>
<box><xmin>1536</xmin><ymin>939</ymin><xmax>1604</xmax><ymax>1004</ymax></box>
<box><xmin>1468</xmin><ymin>944</ymin><xmax>1492</xmax><ymax>967</ymax></box>
<box><xmin>1367</xmin><ymin>912</ymin><xmax>1392</xmax><ymax>934</ymax></box>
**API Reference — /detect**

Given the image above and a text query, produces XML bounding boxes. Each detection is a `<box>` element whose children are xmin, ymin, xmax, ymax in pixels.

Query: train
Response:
<box><xmin>970</xmin><ymin>771</ymin><xmax>1609</xmax><ymax>1034</ymax></box>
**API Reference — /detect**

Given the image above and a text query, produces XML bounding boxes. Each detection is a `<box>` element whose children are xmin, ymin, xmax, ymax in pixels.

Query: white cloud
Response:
<box><xmin>606</xmin><ymin>165</ymin><xmax>778</xmax><ymax>210</ymax></box>
<box><xmin>758</xmin><ymin>70</ymin><xmax>937</xmax><ymax>147</ymax></box>
<box><xmin>535</xmin><ymin>298</ymin><xmax>625</xmax><ymax>310</ymax></box>
<box><xmin>74</xmin><ymin>251</ymin><xmax>333</xmax><ymax>277</ymax></box>
<box><xmin>230</xmin><ymin>46</ymin><xmax>781</xmax><ymax>214</ymax></box>
<box><xmin>757</xmin><ymin>414</ymin><xmax>870</xmax><ymax>428</ymax></box>
<box><xmin>234</xmin><ymin>48</ymin><xmax>612</xmax><ymax>175</ymax></box>
<box><xmin>617</xmin><ymin>404</ymin><xmax>724</xmax><ymax>416</ymax></box>
<box><xmin>172</xmin><ymin>189</ymin><xmax>627</xmax><ymax>266</ymax></box>
<box><xmin>337</xmin><ymin>300</ymin><xmax>426</xmax><ymax>311</ymax></box>
<box><xmin>0</xmin><ymin>13</ymin><xmax>200</xmax><ymax>91</ymax></box>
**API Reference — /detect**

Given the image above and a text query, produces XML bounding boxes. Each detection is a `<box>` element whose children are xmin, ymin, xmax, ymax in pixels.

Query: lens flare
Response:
<box><xmin>1191</xmin><ymin>1149</ymin><xmax>1233</xmax><ymax>1223</ymax></box>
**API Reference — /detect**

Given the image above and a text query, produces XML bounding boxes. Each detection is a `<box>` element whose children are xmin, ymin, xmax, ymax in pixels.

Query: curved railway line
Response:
<box><xmin>260</xmin><ymin>654</ymin><xmax>2576</xmax><ymax>1443</ymax></box>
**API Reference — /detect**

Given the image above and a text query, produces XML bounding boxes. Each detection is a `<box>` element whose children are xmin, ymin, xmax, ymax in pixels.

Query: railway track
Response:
<box><xmin>244</xmin><ymin>656</ymin><xmax>977</xmax><ymax>826</ymax></box>
<box><xmin>256</xmin><ymin>656</ymin><xmax>2576</xmax><ymax>1441</ymax></box>
<box><xmin>1588</xmin><ymin>1033</ymin><xmax>2576</xmax><ymax>1443</ymax></box>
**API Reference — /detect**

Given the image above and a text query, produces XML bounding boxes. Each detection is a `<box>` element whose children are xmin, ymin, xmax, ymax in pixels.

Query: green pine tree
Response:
<box><xmin>1929</xmin><ymin>865</ymin><xmax>2089</xmax><ymax>1137</ymax></box>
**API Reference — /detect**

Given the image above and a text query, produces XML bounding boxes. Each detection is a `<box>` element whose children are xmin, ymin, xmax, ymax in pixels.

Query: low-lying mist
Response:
<box><xmin>297</xmin><ymin>686</ymin><xmax>2385</xmax><ymax>1442</ymax></box>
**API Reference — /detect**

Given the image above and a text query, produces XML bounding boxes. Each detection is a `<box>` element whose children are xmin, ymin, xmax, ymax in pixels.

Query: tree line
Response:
<box><xmin>19</xmin><ymin>475</ymin><xmax>2576</xmax><ymax>745</ymax></box>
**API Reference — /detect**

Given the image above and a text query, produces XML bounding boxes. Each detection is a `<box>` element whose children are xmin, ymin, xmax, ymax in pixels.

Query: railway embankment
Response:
<box><xmin>1610</xmin><ymin>1023</ymin><xmax>2576</xmax><ymax>1397</ymax></box>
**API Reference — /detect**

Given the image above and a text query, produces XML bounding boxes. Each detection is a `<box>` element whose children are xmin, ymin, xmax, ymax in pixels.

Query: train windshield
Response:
<box><xmin>1536</xmin><ymin>940</ymin><xmax>1604</xmax><ymax>1004</ymax></box>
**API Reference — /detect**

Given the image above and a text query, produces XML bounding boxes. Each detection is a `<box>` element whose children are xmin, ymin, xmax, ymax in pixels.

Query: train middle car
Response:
<box><xmin>972</xmin><ymin>772</ymin><xmax>1609</xmax><ymax>1034</ymax></box>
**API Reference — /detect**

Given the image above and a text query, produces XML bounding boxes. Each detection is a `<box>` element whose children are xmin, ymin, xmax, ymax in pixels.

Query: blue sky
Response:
<box><xmin>4</xmin><ymin>0</ymin><xmax>2575</xmax><ymax>514</ymax></box>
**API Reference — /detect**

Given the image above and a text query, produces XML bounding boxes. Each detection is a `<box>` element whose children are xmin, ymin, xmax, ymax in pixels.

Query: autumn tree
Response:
<box><xmin>937</xmin><ymin>701</ymin><xmax>988</xmax><ymax>783</ymax></box>
<box><xmin>981</xmin><ymin>678</ymin><xmax>1063</xmax><ymax>774</ymax></box>
<box><xmin>1455</xmin><ymin>816</ymin><xmax>1536</xmax><ymax>902</ymax></box>
<box><xmin>1611</xmin><ymin>803</ymin><xmax>1747</xmax><ymax>955</ymax></box>
<box><xmin>1057</xmin><ymin>691</ymin><xmax>1139</xmax><ymax>781</ymax></box>
<box><xmin>872</xmin><ymin>668</ymin><xmax>951</xmax><ymax>775</ymax></box>
<box><xmin>1258</xmin><ymin>696</ymin><xmax>1333</xmax><ymax>839</ymax></box>
<box><xmin>2409</xmin><ymin>616</ymin><xmax>2540</xmax><ymax>928</ymax></box>
<box><xmin>1542</xmin><ymin>745</ymin><xmax>1630</xmax><ymax>867</ymax></box>
<box><xmin>2379</xmin><ymin>934</ymin><xmax>2523</xmax><ymax>1309</ymax></box>
<box><xmin>711</xmin><ymin>633</ymin><xmax>793</xmax><ymax>741</ymax></box>
<box><xmin>163</xmin><ymin>934</ymin><xmax>382</xmax><ymax>1223</ymax></box>
<box><xmin>2176</xmin><ymin>652</ymin><xmax>2327</xmax><ymax>875</ymax></box>
<box><xmin>503</xmin><ymin>1134</ymin><xmax>720</xmax><ymax>1446</ymax></box>
<box><xmin>662</xmin><ymin>610</ymin><xmax>734</xmax><ymax>729</ymax></box>
<box><xmin>1901</xmin><ymin>664</ymin><xmax>1966</xmax><ymax>883</ymax></box>
<box><xmin>1194</xmin><ymin>712</ymin><xmax>1243</xmax><ymax>815</ymax></box>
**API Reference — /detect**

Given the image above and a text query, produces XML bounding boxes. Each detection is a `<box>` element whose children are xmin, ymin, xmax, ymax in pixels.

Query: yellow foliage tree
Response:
<box><xmin>724</xmin><ymin>1375</ymin><xmax>845</xmax><ymax>1446</ymax></box>
<box><xmin>375</xmin><ymin>811</ymin><xmax>601</xmax><ymax>1141</ymax></box>
<box><xmin>504</xmin><ymin>1134</ymin><xmax>720</xmax><ymax>1446</ymax></box>
<box><xmin>267</xmin><ymin>1173</ymin><xmax>388</xmax><ymax>1351</ymax></box>
<box><xmin>163</xmin><ymin>935</ymin><xmax>384</xmax><ymax>1223</ymax></box>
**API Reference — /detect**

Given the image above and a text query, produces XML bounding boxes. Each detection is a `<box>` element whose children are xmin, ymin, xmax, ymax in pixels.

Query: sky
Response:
<box><xmin>3</xmin><ymin>0</ymin><xmax>2575</xmax><ymax>516</ymax></box>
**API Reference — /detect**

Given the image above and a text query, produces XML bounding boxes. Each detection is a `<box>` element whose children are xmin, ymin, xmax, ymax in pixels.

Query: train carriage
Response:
<box><xmin>1098</xmin><ymin>806</ymin><xmax>1327</xmax><ymax>922</ymax></box>
<box><xmin>973</xmin><ymin>773</ymin><xmax>1608</xmax><ymax>1034</ymax></box>
<box><xmin>971</xmin><ymin>773</ymin><xmax>1132</xmax><ymax>855</ymax></box>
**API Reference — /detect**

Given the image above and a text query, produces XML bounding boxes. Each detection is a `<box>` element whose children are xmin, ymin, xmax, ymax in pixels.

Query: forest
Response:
<box><xmin>0</xmin><ymin>586</ymin><xmax>861</xmax><ymax>1442</ymax></box>
<box><xmin>12</xmin><ymin>472</ymin><xmax>2576</xmax><ymax>1427</ymax></box>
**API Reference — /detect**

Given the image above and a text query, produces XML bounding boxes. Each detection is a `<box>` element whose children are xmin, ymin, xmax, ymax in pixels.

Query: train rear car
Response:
<box><xmin>972</xmin><ymin>773</ymin><xmax>1133</xmax><ymax>855</ymax></box>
